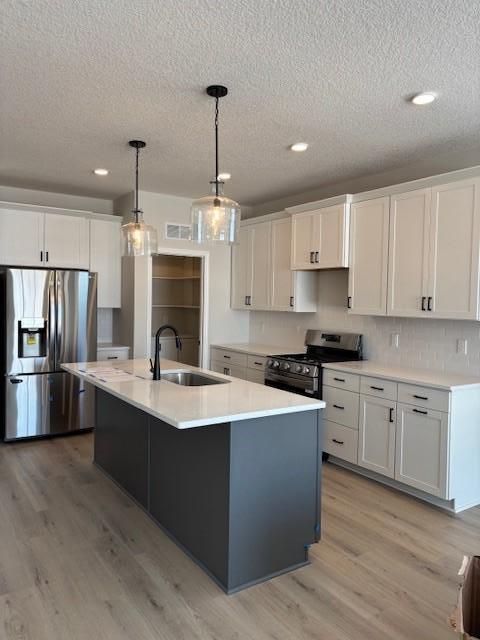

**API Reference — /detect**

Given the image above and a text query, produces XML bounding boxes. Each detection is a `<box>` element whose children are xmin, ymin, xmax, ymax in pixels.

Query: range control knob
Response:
<box><xmin>267</xmin><ymin>359</ymin><xmax>273</xmax><ymax>368</ymax></box>
<box><xmin>272</xmin><ymin>360</ymin><xmax>280</xmax><ymax>369</ymax></box>
<box><xmin>295</xmin><ymin>364</ymin><xmax>303</xmax><ymax>373</ymax></box>
<box><xmin>282</xmin><ymin>362</ymin><xmax>290</xmax><ymax>371</ymax></box>
<box><xmin>302</xmin><ymin>366</ymin><xmax>310</xmax><ymax>375</ymax></box>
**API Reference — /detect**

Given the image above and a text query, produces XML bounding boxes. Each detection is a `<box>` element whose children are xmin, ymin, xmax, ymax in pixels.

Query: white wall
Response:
<box><xmin>249</xmin><ymin>270</ymin><xmax>480</xmax><ymax>376</ymax></box>
<box><xmin>114</xmin><ymin>190</ymin><xmax>250</xmax><ymax>350</ymax></box>
<box><xmin>0</xmin><ymin>185</ymin><xmax>114</xmax><ymax>215</ymax></box>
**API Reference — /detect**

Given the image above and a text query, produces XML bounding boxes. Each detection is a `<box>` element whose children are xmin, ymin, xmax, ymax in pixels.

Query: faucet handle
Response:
<box><xmin>149</xmin><ymin>358</ymin><xmax>154</xmax><ymax>373</ymax></box>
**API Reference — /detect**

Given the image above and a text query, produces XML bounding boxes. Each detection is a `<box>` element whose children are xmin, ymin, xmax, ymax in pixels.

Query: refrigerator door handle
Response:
<box><xmin>48</xmin><ymin>271</ymin><xmax>57</xmax><ymax>371</ymax></box>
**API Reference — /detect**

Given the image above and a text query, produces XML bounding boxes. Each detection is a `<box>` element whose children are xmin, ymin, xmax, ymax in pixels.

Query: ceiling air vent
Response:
<box><xmin>165</xmin><ymin>223</ymin><xmax>192</xmax><ymax>241</ymax></box>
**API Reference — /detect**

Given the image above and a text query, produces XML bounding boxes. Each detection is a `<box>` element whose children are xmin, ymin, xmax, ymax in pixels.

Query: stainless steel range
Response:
<box><xmin>265</xmin><ymin>330</ymin><xmax>362</xmax><ymax>398</ymax></box>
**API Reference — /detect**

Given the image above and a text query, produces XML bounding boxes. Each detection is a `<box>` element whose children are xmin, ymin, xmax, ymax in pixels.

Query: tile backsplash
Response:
<box><xmin>249</xmin><ymin>270</ymin><xmax>480</xmax><ymax>376</ymax></box>
<box><xmin>97</xmin><ymin>308</ymin><xmax>113</xmax><ymax>343</ymax></box>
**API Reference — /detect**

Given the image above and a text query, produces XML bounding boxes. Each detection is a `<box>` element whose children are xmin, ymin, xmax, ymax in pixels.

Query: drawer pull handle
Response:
<box><xmin>427</xmin><ymin>296</ymin><xmax>432</xmax><ymax>311</ymax></box>
<box><xmin>413</xmin><ymin>408</ymin><xmax>428</xmax><ymax>415</ymax></box>
<box><xmin>333</xmin><ymin>377</ymin><xmax>345</xmax><ymax>382</ymax></box>
<box><xmin>413</xmin><ymin>394</ymin><xmax>428</xmax><ymax>401</ymax></box>
<box><xmin>389</xmin><ymin>407</ymin><xmax>395</xmax><ymax>423</ymax></box>
<box><xmin>254</xmin><ymin>361</ymin><xmax>263</xmax><ymax>366</ymax></box>
<box><xmin>223</xmin><ymin>355</ymin><xmax>231</xmax><ymax>359</ymax></box>
<box><xmin>314</xmin><ymin>251</ymin><xmax>319</xmax><ymax>263</ymax></box>
<box><xmin>371</xmin><ymin>385</ymin><xmax>384</xmax><ymax>391</ymax></box>
<box><xmin>332</xmin><ymin>438</ymin><xmax>344</xmax><ymax>445</ymax></box>
<box><xmin>333</xmin><ymin>404</ymin><xmax>345</xmax><ymax>410</ymax></box>
<box><xmin>107</xmin><ymin>356</ymin><xmax>118</xmax><ymax>360</ymax></box>
<box><xmin>309</xmin><ymin>251</ymin><xmax>314</xmax><ymax>264</ymax></box>
<box><xmin>421</xmin><ymin>296</ymin><xmax>426</xmax><ymax>311</ymax></box>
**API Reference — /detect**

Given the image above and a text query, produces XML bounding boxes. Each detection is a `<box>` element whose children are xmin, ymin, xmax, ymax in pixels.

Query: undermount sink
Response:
<box><xmin>161</xmin><ymin>371</ymin><xmax>229</xmax><ymax>386</ymax></box>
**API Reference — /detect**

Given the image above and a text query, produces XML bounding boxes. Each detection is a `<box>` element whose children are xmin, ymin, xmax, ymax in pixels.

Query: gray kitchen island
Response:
<box><xmin>63</xmin><ymin>358</ymin><xmax>324</xmax><ymax>594</ymax></box>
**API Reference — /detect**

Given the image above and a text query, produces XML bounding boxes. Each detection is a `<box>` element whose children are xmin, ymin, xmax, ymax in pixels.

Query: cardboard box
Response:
<box><xmin>451</xmin><ymin>556</ymin><xmax>480</xmax><ymax>639</ymax></box>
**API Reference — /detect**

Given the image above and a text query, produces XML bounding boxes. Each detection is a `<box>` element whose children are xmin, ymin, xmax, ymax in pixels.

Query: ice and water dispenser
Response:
<box><xmin>18</xmin><ymin>318</ymin><xmax>47</xmax><ymax>358</ymax></box>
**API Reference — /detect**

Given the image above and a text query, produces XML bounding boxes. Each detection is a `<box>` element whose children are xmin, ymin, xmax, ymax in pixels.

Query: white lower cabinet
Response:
<box><xmin>210</xmin><ymin>347</ymin><xmax>265</xmax><ymax>384</ymax></box>
<box><xmin>358</xmin><ymin>394</ymin><xmax>396</xmax><ymax>478</ymax></box>
<box><xmin>324</xmin><ymin>421</ymin><xmax>358</xmax><ymax>464</ymax></box>
<box><xmin>395</xmin><ymin>403</ymin><xmax>448</xmax><ymax>498</ymax></box>
<box><xmin>324</xmin><ymin>366</ymin><xmax>480</xmax><ymax>512</ymax></box>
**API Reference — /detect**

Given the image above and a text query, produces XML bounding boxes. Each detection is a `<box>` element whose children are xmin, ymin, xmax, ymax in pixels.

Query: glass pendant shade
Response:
<box><xmin>121</xmin><ymin>211</ymin><xmax>158</xmax><ymax>257</ymax></box>
<box><xmin>192</xmin><ymin>182</ymin><xmax>241</xmax><ymax>244</ymax></box>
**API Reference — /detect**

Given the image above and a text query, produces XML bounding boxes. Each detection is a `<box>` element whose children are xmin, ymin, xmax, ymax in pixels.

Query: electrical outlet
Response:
<box><xmin>390</xmin><ymin>333</ymin><xmax>400</xmax><ymax>349</ymax></box>
<box><xmin>457</xmin><ymin>338</ymin><xmax>468</xmax><ymax>355</ymax></box>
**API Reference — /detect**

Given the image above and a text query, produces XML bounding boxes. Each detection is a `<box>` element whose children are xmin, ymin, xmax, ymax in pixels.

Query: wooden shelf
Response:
<box><xmin>152</xmin><ymin>276</ymin><xmax>200</xmax><ymax>280</ymax></box>
<box><xmin>152</xmin><ymin>304</ymin><xmax>200</xmax><ymax>309</ymax></box>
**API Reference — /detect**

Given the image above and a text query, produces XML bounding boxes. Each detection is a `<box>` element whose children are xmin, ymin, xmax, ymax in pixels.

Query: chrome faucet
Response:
<box><xmin>150</xmin><ymin>325</ymin><xmax>182</xmax><ymax>380</ymax></box>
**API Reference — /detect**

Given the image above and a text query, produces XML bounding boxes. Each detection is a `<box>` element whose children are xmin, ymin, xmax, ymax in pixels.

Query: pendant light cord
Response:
<box><xmin>134</xmin><ymin>146</ymin><xmax>140</xmax><ymax>222</ymax></box>
<box><xmin>214</xmin><ymin>96</ymin><xmax>219</xmax><ymax>198</ymax></box>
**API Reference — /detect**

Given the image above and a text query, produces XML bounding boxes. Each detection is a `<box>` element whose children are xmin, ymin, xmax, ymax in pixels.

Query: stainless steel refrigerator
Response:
<box><xmin>0</xmin><ymin>268</ymin><xmax>97</xmax><ymax>441</ymax></box>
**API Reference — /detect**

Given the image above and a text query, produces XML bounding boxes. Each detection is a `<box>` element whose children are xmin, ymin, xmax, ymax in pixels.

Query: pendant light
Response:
<box><xmin>191</xmin><ymin>85</ymin><xmax>241</xmax><ymax>244</ymax></box>
<box><xmin>121</xmin><ymin>140</ymin><xmax>158</xmax><ymax>256</ymax></box>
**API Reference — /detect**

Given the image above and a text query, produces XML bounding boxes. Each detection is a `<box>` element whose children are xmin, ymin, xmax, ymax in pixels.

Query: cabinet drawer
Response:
<box><xmin>323</xmin><ymin>369</ymin><xmax>360</xmax><ymax>393</ymax></box>
<box><xmin>323</xmin><ymin>386</ymin><xmax>359</xmax><ymax>430</ymax></box>
<box><xmin>211</xmin><ymin>361</ymin><xmax>246</xmax><ymax>380</ymax></box>
<box><xmin>97</xmin><ymin>348</ymin><xmax>130</xmax><ymax>361</ymax></box>
<box><xmin>210</xmin><ymin>348</ymin><xmax>248</xmax><ymax>368</ymax></box>
<box><xmin>360</xmin><ymin>376</ymin><xmax>397</xmax><ymax>401</ymax></box>
<box><xmin>397</xmin><ymin>383</ymin><xmax>449</xmax><ymax>412</ymax></box>
<box><xmin>323</xmin><ymin>421</ymin><xmax>358</xmax><ymax>464</ymax></box>
<box><xmin>247</xmin><ymin>355</ymin><xmax>267</xmax><ymax>371</ymax></box>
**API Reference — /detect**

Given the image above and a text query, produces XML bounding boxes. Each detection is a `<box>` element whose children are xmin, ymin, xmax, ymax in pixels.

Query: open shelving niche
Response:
<box><xmin>151</xmin><ymin>254</ymin><xmax>202</xmax><ymax>366</ymax></box>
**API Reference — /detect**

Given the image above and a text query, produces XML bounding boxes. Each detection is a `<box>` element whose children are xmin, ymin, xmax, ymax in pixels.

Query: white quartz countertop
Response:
<box><xmin>322</xmin><ymin>361</ymin><xmax>480</xmax><ymax>390</ymax></box>
<box><xmin>211</xmin><ymin>343</ymin><xmax>305</xmax><ymax>357</ymax></box>
<box><xmin>97</xmin><ymin>343</ymin><xmax>130</xmax><ymax>350</ymax></box>
<box><xmin>62</xmin><ymin>359</ymin><xmax>324</xmax><ymax>429</ymax></box>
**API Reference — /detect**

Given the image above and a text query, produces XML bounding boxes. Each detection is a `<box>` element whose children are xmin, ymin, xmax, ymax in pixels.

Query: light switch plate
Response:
<box><xmin>390</xmin><ymin>333</ymin><xmax>400</xmax><ymax>349</ymax></box>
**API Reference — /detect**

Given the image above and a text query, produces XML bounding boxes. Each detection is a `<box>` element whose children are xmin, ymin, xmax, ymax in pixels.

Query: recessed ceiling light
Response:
<box><xmin>290</xmin><ymin>142</ymin><xmax>308</xmax><ymax>152</ymax></box>
<box><xmin>93</xmin><ymin>168</ymin><xmax>109</xmax><ymax>176</ymax></box>
<box><xmin>411</xmin><ymin>92</ymin><xmax>436</xmax><ymax>106</ymax></box>
<box><xmin>217</xmin><ymin>172</ymin><xmax>231</xmax><ymax>180</ymax></box>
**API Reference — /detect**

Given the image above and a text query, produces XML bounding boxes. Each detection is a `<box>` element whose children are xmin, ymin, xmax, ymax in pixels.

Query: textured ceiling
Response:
<box><xmin>1</xmin><ymin>0</ymin><xmax>480</xmax><ymax>207</ymax></box>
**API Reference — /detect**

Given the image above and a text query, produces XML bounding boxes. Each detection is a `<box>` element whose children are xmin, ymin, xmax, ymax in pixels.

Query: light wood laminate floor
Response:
<box><xmin>0</xmin><ymin>433</ymin><xmax>474</xmax><ymax>639</ymax></box>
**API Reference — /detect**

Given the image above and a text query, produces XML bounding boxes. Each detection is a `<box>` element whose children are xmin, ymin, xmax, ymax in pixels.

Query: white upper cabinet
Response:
<box><xmin>0</xmin><ymin>208</ymin><xmax>44</xmax><ymax>267</ymax></box>
<box><xmin>271</xmin><ymin>218</ymin><xmax>295</xmax><ymax>310</ymax></box>
<box><xmin>428</xmin><ymin>179</ymin><xmax>480</xmax><ymax>319</ymax></box>
<box><xmin>271</xmin><ymin>218</ymin><xmax>316</xmax><ymax>312</ymax></box>
<box><xmin>231</xmin><ymin>226</ymin><xmax>252</xmax><ymax>309</ymax></box>
<box><xmin>232</xmin><ymin>217</ymin><xmax>316</xmax><ymax>312</ymax></box>
<box><xmin>249</xmin><ymin>221</ymin><xmax>271</xmax><ymax>310</ymax></box>
<box><xmin>349</xmin><ymin>177</ymin><xmax>480</xmax><ymax>320</ymax></box>
<box><xmin>348</xmin><ymin>197</ymin><xmax>389</xmax><ymax>315</ymax></box>
<box><xmin>387</xmin><ymin>189</ymin><xmax>431</xmax><ymax>317</ymax></box>
<box><xmin>89</xmin><ymin>218</ymin><xmax>122</xmax><ymax>308</ymax></box>
<box><xmin>232</xmin><ymin>222</ymin><xmax>271</xmax><ymax>311</ymax></box>
<box><xmin>291</xmin><ymin>212</ymin><xmax>316</xmax><ymax>269</ymax></box>
<box><xmin>291</xmin><ymin>203</ymin><xmax>349</xmax><ymax>270</ymax></box>
<box><xmin>44</xmin><ymin>213</ymin><xmax>89</xmax><ymax>269</ymax></box>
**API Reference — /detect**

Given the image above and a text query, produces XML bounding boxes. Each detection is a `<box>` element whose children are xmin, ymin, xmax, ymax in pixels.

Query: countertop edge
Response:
<box><xmin>322</xmin><ymin>362</ymin><xmax>480</xmax><ymax>391</ymax></box>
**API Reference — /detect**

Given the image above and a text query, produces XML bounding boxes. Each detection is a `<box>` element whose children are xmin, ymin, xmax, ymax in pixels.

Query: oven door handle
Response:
<box><xmin>265</xmin><ymin>371</ymin><xmax>318</xmax><ymax>393</ymax></box>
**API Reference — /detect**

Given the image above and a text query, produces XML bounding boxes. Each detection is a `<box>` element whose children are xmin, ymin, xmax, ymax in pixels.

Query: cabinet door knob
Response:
<box><xmin>347</xmin><ymin>296</ymin><xmax>352</xmax><ymax>309</ymax></box>
<box><xmin>289</xmin><ymin>296</ymin><xmax>294</xmax><ymax>307</ymax></box>
<box><xmin>389</xmin><ymin>407</ymin><xmax>395</xmax><ymax>423</ymax></box>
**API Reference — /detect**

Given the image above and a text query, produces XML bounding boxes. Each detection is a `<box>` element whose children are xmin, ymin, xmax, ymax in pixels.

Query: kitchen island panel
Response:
<box><xmin>95</xmin><ymin>389</ymin><xmax>149</xmax><ymax>508</ymax></box>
